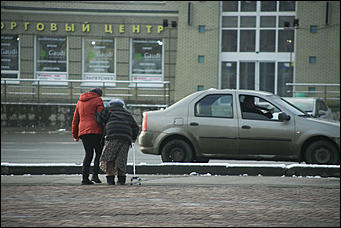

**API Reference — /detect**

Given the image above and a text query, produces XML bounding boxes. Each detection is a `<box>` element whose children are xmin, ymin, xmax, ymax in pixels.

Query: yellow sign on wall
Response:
<box><xmin>1</xmin><ymin>21</ymin><xmax>164</xmax><ymax>34</ymax></box>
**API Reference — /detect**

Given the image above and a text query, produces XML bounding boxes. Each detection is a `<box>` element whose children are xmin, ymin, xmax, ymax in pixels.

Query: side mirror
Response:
<box><xmin>278</xmin><ymin>112</ymin><xmax>291</xmax><ymax>122</ymax></box>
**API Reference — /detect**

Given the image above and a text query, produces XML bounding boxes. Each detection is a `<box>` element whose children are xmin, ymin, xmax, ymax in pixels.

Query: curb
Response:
<box><xmin>1</xmin><ymin>163</ymin><xmax>340</xmax><ymax>178</ymax></box>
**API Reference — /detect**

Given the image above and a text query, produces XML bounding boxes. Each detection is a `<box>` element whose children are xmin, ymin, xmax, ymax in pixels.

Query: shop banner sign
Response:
<box><xmin>132</xmin><ymin>39</ymin><xmax>162</xmax><ymax>82</ymax></box>
<box><xmin>37</xmin><ymin>73</ymin><xmax>67</xmax><ymax>80</ymax></box>
<box><xmin>1</xmin><ymin>35</ymin><xmax>19</xmax><ymax>78</ymax></box>
<box><xmin>36</xmin><ymin>36</ymin><xmax>67</xmax><ymax>78</ymax></box>
<box><xmin>84</xmin><ymin>38</ymin><xmax>115</xmax><ymax>76</ymax></box>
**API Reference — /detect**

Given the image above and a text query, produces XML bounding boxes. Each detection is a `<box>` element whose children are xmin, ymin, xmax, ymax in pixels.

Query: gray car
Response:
<box><xmin>282</xmin><ymin>97</ymin><xmax>334</xmax><ymax>121</ymax></box>
<box><xmin>138</xmin><ymin>89</ymin><xmax>340</xmax><ymax>164</ymax></box>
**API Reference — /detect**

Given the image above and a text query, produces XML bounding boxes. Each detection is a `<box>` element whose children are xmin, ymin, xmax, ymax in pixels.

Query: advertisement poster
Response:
<box><xmin>131</xmin><ymin>39</ymin><xmax>163</xmax><ymax>84</ymax></box>
<box><xmin>1</xmin><ymin>35</ymin><xmax>19</xmax><ymax>79</ymax></box>
<box><xmin>37</xmin><ymin>73</ymin><xmax>67</xmax><ymax>80</ymax></box>
<box><xmin>36</xmin><ymin>36</ymin><xmax>67</xmax><ymax>80</ymax></box>
<box><xmin>83</xmin><ymin>38</ymin><xmax>115</xmax><ymax>83</ymax></box>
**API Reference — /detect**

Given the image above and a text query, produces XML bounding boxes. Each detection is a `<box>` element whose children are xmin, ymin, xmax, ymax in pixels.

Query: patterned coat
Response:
<box><xmin>96</xmin><ymin>103</ymin><xmax>139</xmax><ymax>143</ymax></box>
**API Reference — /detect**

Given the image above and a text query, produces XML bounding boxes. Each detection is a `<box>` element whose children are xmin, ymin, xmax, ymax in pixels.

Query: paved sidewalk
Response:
<box><xmin>1</xmin><ymin>174</ymin><xmax>340</xmax><ymax>227</ymax></box>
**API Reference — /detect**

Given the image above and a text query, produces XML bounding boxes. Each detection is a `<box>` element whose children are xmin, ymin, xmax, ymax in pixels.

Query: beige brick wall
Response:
<box><xmin>174</xmin><ymin>1</ymin><xmax>220</xmax><ymax>101</ymax></box>
<box><xmin>295</xmin><ymin>1</ymin><xmax>340</xmax><ymax>84</ymax></box>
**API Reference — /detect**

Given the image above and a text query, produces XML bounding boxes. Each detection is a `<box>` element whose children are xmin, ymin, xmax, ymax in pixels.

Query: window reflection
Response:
<box><xmin>240</xmin><ymin>30</ymin><xmax>255</xmax><ymax>52</ymax></box>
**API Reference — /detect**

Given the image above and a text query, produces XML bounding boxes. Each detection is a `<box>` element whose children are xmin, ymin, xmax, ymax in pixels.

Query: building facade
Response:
<box><xmin>1</xmin><ymin>1</ymin><xmax>340</xmax><ymax>107</ymax></box>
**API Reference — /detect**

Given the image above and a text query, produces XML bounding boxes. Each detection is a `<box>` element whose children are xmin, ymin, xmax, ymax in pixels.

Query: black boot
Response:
<box><xmin>81</xmin><ymin>175</ymin><xmax>94</xmax><ymax>185</ymax></box>
<box><xmin>117</xmin><ymin>175</ymin><xmax>126</xmax><ymax>185</ymax></box>
<box><xmin>91</xmin><ymin>174</ymin><xmax>102</xmax><ymax>183</ymax></box>
<box><xmin>106</xmin><ymin>175</ymin><xmax>115</xmax><ymax>185</ymax></box>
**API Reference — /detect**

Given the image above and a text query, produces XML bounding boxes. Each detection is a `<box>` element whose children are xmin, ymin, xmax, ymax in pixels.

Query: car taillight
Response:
<box><xmin>142</xmin><ymin>112</ymin><xmax>147</xmax><ymax>131</ymax></box>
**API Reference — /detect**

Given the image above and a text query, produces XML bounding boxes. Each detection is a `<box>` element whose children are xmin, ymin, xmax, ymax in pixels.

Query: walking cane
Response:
<box><xmin>130</xmin><ymin>142</ymin><xmax>142</xmax><ymax>185</ymax></box>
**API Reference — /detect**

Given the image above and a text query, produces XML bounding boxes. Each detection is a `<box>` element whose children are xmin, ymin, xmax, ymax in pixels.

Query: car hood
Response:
<box><xmin>304</xmin><ymin>117</ymin><xmax>340</xmax><ymax>127</ymax></box>
<box><xmin>295</xmin><ymin>116</ymin><xmax>340</xmax><ymax>137</ymax></box>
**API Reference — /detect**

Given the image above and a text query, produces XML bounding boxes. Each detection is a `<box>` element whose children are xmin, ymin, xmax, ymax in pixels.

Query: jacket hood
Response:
<box><xmin>79</xmin><ymin>92</ymin><xmax>100</xmax><ymax>102</ymax></box>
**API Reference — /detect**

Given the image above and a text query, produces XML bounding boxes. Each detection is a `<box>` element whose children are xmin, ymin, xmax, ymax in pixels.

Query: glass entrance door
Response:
<box><xmin>239</xmin><ymin>62</ymin><xmax>255</xmax><ymax>90</ymax></box>
<box><xmin>239</xmin><ymin>61</ymin><xmax>275</xmax><ymax>93</ymax></box>
<box><xmin>222</xmin><ymin>61</ymin><xmax>277</xmax><ymax>93</ymax></box>
<box><xmin>259</xmin><ymin>62</ymin><xmax>275</xmax><ymax>93</ymax></box>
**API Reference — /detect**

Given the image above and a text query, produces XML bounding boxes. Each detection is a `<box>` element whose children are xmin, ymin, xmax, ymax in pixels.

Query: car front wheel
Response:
<box><xmin>161</xmin><ymin>139</ymin><xmax>193</xmax><ymax>162</ymax></box>
<box><xmin>304</xmin><ymin>140</ymin><xmax>339</xmax><ymax>165</ymax></box>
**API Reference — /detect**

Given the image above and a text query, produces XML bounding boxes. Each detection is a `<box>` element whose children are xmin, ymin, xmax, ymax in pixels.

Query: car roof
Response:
<box><xmin>283</xmin><ymin>97</ymin><xmax>320</xmax><ymax>101</ymax></box>
<box><xmin>204</xmin><ymin>88</ymin><xmax>275</xmax><ymax>96</ymax></box>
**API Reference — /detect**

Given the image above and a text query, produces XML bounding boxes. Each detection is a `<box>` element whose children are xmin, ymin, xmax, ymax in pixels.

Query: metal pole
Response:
<box><xmin>69</xmin><ymin>81</ymin><xmax>73</xmax><ymax>103</ymax></box>
<box><xmin>286</xmin><ymin>39</ymin><xmax>293</xmax><ymax>97</ymax></box>
<box><xmin>37</xmin><ymin>80</ymin><xmax>40</xmax><ymax>103</ymax></box>
<box><xmin>4</xmin><ymin>79</ymin><xmax>7</xmax><ymax>102</ymax></box>
<box><xmin>135</xmin><ymin>82</ymin><xmax>137</xmax><ymax>101</ymax></box>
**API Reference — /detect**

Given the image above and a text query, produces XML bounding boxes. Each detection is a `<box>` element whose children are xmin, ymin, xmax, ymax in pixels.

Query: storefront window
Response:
<box><xmin>241</xmin><ymin>1</ymin><xmax>256</xmax><ymax>12</ymax></box>
<box><xmin>83</xmin><ymin>37</ymin><xmax>115</xmax><ymax>82</ymax></box>
<box><xmin>279</xmin><ymin>16</ymin><xmax>295</xmax><ymax>28</ymax></box>
<box><xmin>260</xmin><ymin>16</ymin><xmax>276</xmax><ymax>28</ymax></box>
<box><xmin>261</xmin><ymin>1</ymin><xmax>277</xmax><ymax>11</ymax></box>
<box><xmin>35</xmin><ymin>36</ymin><xmax>67</xmax><ymax>83</ymax></box>
<box><xmin>222</xmin><ymin>30</ymin><xmax>237</xmax><ymax>52</ymax></box>
<box><xmin>222</xmin><ymin>16</ymin><xmax>238</xmax><ymax>28</ymax></box>
<box><xmin>240</xmin><ymin>16</ymin><xmax>256</xmax><ymax>28</ymax></box>
<box><xmin>260</xmin><ymin>30</ymin><xmax>275</xmax><ymax>52</ymax></box>
<box><xmin>221</xmin><ymin>62</ymin><xmax>236</xmax><ymax>89</ymax></box>
<box><xmin>279</xmin><ymin>1</ymin><xmax>296</xmax><ymax>11</ymax></box>
<box><xmin>222</xmin><ymin>1</ymin><xmax>238</xmax><ymax>12</ymax></box>
<box><xmin>1</xmin><ymin>35</ymin><xmax>19</xmax><ymax>80</ymax></box>
<box><xmin>131</xmin><ymin>39</ymin><xmax>163</xmax><ymax>86</ymax></box>
<box><xmin>220</xmin><ymin>1</ymin><xmax>296</xmax><ymax>93</ymax></box>
<box><xmin>240</xmin><ymin>30</ymin><xmax>255</xmax><ymax>52</ymax></box>
<box><xmin>278</xmin><ymin>30</ymin><xmax>294</xmax><ymax>52</ymax></box>
<box><xmin>277</xmin><ymin>62</ymin><xmax>293</xmax><ymax>97</ymax></box>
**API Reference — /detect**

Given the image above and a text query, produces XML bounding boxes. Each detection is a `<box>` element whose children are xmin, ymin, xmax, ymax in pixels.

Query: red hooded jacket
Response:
<box><xmin>72</xmin><ymin>92</ymin><xmax>104</xmax><ymax>140</ymax></box>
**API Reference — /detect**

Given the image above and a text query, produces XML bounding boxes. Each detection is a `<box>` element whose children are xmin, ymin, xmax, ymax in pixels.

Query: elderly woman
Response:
<box><xmin>96</xmin><ymin>99</ymin><xmax>139</xmax><ymax>185</ymax></box>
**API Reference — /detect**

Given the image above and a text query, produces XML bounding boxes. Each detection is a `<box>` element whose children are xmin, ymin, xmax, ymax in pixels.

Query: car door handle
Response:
<box><xmin>190</xmin><ymin>122</ymin><xmax>199</xmax><ymax>126</ymax></box>
<box><xmin>241</xmin><ymin>125</ymin><xmax>251</xmax><ymax>129</ymax></box>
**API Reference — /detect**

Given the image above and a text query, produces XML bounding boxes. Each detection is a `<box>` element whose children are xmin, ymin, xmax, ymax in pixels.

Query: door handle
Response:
<box><xmin>241</xmin><ymin>125</ymin><xmax>251</xmax><ymax>129</ymax></box>
<box><xmin>190</xmin><ymin>122</ymin><xmax>199</xmax><ymax>126</ymax></box>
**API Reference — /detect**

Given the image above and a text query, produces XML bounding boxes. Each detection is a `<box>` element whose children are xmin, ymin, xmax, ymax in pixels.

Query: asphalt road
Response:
<box><xmin>1</xmin><ymin>127</ymin><xmax>297</xmax><ymax>165</ymax></box>
<box><xmin>1</xmin><ymin>128</ymin><xmax>161</xmax><ymax>164</ymax></box>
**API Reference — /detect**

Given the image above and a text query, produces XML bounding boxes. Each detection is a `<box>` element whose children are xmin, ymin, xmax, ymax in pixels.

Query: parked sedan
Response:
<box><xmin>283</xmin><ymin>97</ymin><xmax>334</xmax><ymax>121</ymax></box>
<box><xmin>138</xmin><ymin>89</ymin><xmax>340</xmax><ymax>164</ymax></box>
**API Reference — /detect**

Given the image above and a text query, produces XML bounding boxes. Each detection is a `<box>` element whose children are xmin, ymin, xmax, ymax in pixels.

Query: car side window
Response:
<box><xmin>195</xmin><ymin>94</ymin><xmax>233</xmax><ymax>118</ymax></box>
<box><xmin>239</xmin><ymin>95</ymin><xmax>281</xmax><ymax>121</ymax></box>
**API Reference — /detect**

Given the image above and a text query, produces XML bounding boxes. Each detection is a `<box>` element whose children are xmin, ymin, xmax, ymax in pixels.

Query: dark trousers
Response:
<box><xmin>80</xmin><ymin>134</ymin><xmax>103</xmax><ymax>178</ymax></box>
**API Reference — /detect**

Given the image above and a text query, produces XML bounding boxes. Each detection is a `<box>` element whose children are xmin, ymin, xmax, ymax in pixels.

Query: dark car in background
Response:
<box><xmin>138</xmin><ymin>89</ymin><xmax>340</xmax><ymax>164</ymax></box>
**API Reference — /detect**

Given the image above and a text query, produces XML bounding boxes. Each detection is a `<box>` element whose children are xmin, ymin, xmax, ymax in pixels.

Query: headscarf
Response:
<box><xmin>109</xmin><ymin>98</ymin><xmax>126</xmax><ymax>109</ymax></box>
<box><xmin>89</xmin><ymin>88</ymin><xmax>103</xmax><ymax>97</ymax></box>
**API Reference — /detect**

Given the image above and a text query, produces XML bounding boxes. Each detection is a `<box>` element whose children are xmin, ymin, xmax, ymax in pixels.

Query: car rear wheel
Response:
<box><xmin>161</xmin><ymin>139</ymin><xmax>193</xmax><ymax>162</ymax></box>
<box><xmin>304</xmin><ymin>140</ymin><xmax>339</xmax><ymax>165</ymax></box>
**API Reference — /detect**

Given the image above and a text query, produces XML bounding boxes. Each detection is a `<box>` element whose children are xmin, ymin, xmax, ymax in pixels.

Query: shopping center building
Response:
<box><xmin>1</xmin><ymin>1</ymin><xmax>340</xmax><ymax>127</ymax></box>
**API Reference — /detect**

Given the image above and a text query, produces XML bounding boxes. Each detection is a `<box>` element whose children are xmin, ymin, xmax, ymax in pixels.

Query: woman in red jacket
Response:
<box><xmin>72</xmin><ymin>88</ymin><xmax>104</xmax><ymax>185</ymax></box>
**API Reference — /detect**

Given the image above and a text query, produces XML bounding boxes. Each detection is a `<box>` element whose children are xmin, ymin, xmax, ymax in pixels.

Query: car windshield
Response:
<box><xmin>279</xmin><ymin>97</ymin><xmax>308</xmax><ymax>116</ymax></box>
<box><xmin>284</xmin><ymin>99</ymin><xmax>314</xmax><ymax>112</ymax></box>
